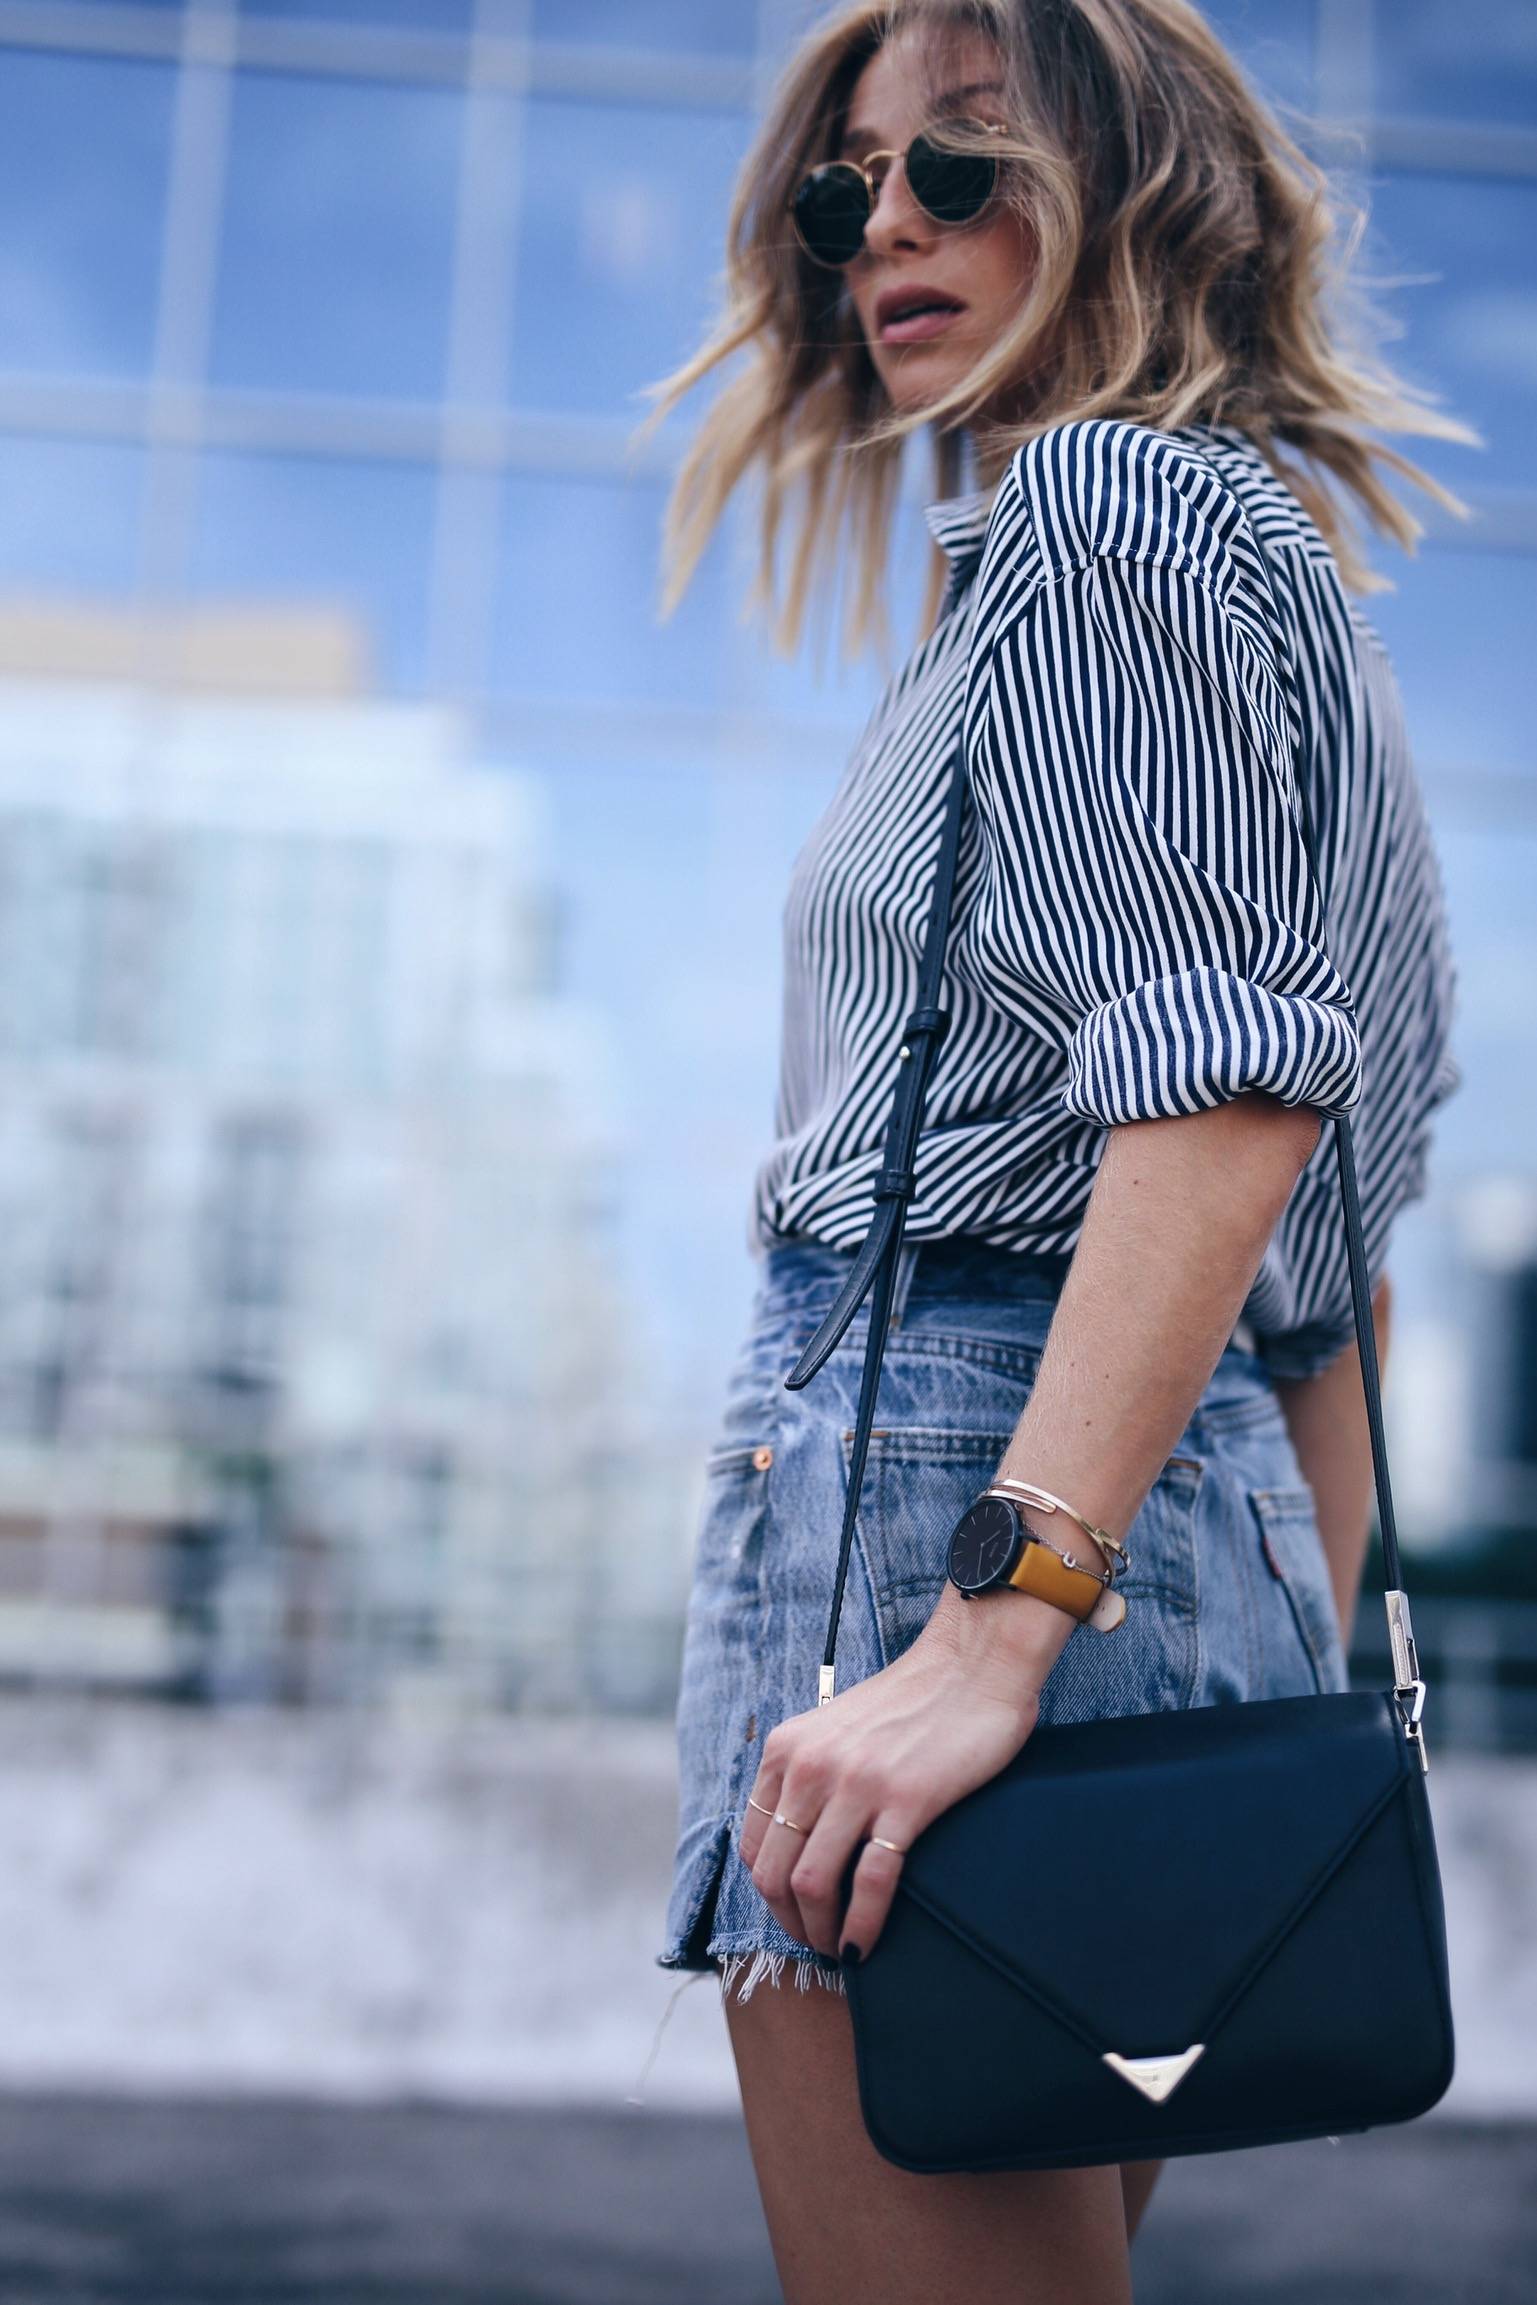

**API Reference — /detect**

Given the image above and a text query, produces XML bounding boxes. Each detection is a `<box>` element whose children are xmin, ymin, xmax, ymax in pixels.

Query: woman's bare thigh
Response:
<box><xmin>721</xmin><ymin>1970</ymin><xmax>1136</xmax><ymax>2305</ymax></box>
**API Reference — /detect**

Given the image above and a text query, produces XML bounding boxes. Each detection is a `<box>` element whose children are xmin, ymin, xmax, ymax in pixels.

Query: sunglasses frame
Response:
<box><xmin>786</xmin><ymin>118</ymin><xmax>1009</xmax><ymax>271</ymax></box>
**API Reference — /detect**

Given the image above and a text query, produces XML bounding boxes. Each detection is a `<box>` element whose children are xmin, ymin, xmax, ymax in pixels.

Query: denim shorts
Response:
<box><xmin>655</xmin><ymin>1236</ymin><xmax>1350</xmax><ymax>2009</ymax></box>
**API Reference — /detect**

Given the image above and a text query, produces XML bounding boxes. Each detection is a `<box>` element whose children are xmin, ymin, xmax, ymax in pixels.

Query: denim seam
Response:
<box><xmin>833</xmin><ymin>1330</ymin><xmax>1049</xmax><ymax>1380</ymax></box>
<box><xmin>1189</xmin><ymin>1394</ymin><xmax>1286</xmax><ymax>1442</ymax></box>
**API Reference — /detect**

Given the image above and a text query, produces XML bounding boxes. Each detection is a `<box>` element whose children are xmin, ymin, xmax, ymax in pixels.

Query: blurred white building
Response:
<box><xmin>0</xmin><ymin>622</ymin><xmax>678</xmax><ymax>1715</ymax></box>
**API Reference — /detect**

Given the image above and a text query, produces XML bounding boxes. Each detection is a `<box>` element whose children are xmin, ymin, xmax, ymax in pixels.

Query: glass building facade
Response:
<box><xmin>0</xmin><ymin>0</ymin><xmax>1533</xmax><ymax>1723</ymax></box>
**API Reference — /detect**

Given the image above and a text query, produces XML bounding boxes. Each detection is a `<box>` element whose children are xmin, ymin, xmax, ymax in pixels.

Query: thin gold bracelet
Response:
<box><xmin>984</xmin><ymin>1477</ymin><xmax>1130</xmax><ymax>1582</ymax></box>
<box><xmin>1001</xmin><ymin>1516</ymin><xmax>1105</xmax><ymax>1585</ymax></box>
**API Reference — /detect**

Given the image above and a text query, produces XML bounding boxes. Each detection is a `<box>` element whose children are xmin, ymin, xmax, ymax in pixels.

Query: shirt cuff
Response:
<box><xmin>1062</xmin><ymin>966</ymin><xmax>1363</xmax><ymax>1127</ymax></box>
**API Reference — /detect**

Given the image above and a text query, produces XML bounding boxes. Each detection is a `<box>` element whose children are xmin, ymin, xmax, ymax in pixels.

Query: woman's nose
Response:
<box><xmin>861</xmin><ymin>158</ymin><xmax>934</xmax><ymax>258</ymax></box>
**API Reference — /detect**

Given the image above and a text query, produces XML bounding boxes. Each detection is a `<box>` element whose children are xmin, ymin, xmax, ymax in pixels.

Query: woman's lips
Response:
<box><xmin>879</xmin><ymin>303</ymin><xmax>964</xmax><ymax>345</ymax></box>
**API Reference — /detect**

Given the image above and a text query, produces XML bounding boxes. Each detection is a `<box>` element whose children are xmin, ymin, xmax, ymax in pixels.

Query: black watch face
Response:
<box><xmin>946</xmin><ymin>1496</ymin><xmax>1020</xmax><ymax>1594</ymax></box>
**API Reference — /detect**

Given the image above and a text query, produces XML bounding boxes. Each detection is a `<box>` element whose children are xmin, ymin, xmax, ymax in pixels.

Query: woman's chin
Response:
<box><xmin>883</xmin><ymin>369</ymin><xmax>962</xmax><ymax>417</ymax></box>
<box><xmin>873</xmin><ymin>341</ymin><xmax>966</xmax><ymax>406</ymax></box>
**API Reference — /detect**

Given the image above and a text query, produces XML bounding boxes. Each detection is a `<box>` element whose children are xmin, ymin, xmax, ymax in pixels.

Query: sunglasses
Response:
<box><xmin>787</xmin><ymin>118</ymin><xmax>1008</xmax><ymax>270</ymax></box>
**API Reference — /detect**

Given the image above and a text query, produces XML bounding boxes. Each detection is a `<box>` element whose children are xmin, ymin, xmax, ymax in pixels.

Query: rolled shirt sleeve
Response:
<box><xmin>967</xmin><ymin>453</ymin><xmax>1363</xmax><ymax>1127</ymax></box>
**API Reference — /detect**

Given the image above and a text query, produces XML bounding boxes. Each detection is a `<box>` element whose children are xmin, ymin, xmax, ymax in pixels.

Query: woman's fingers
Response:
<box><xmin>746</xmin><ymin>1723</ymin><xmax>920</xmax><ymax>1958</ymax></box>
<box><xmin>779</xmin><ymin>1779</ymin><xmax>890</xmax><ymax>1957</ymax></box>
<box><xmin>747</xmin><ymin>1814</ymin><xmax>807</xmax><ymax>1945</ymax></box>
<box><xmin>834</xmin><ymin>1830</ymin><xmax>911</xmax><ymax>1960</ymax></box>
<box><xmin>744</xmin><ymin>1728</ymin><xmax>824</xmax><ymax>1942</ymax></box>
<box><xmin>737</xmin><ymin>1649</ymin><xmax>1041</xmax><ymax>1965</ymax></box>
<box><xmin>734</xmin><ymin>1757</ymin><xmax>788</xmax><ymax>1883</ymax></box>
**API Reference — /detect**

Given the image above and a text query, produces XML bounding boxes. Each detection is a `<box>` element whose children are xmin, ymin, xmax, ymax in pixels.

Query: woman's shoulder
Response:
<box><xmin>979</xmin><ymin>415</ymin><xmax>1306</xmax><ymax>609</ymax></box>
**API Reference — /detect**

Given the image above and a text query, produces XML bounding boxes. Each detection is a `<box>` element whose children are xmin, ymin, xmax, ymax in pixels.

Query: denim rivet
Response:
<box><xmin>752</xmin><ymin>1446</ymin><xmax>774</xmax><ymax>1471</ymax></box>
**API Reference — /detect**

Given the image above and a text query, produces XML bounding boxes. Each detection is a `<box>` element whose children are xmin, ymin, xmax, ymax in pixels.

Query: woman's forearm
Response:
<box><xmin>928</xmin><ymin>1091</ymin><xmax>1324</xmax><ymax>1690</ymax></box>
<box><xmin>1271</xmin><ymin>1273</ymin><xmax>1391</xmax><ymax>1653</ymax></box>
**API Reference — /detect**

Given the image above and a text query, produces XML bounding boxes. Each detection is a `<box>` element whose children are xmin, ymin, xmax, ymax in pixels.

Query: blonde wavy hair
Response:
<box><xmin>633</xmin><ymin>0</ymin><xmax>1479</xmax><ymax>667</ymax></box>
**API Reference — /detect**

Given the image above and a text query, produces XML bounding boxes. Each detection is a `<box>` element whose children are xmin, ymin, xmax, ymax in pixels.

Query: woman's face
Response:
<box><xmin>838</xmin><ymin>31</ymin><xmax>1033</xmax><ymax>425</ymax></box>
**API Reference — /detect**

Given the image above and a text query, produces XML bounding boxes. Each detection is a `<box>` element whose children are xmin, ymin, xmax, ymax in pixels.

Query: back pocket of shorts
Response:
<box><xmin>841</xmin><ymin>1426</ymin><xmax>1016</xmax><ymax>1666</ymax></box>
<box><xmin>1247</xmin><ymin>1484</ymin><xmax>1343</xmax><ymax>1696</ymax></box>
<box><xmin>841</xmin><ymin>1428</ymin><xmax>1202</xmax><ymax>1674</ymax></box>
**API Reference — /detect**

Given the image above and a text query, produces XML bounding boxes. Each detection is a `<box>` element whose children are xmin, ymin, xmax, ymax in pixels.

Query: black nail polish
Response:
<box><xmin>841</xmin><ymin>1942</ymin><xmax>862</xmax><ymax>1966</ymax></box>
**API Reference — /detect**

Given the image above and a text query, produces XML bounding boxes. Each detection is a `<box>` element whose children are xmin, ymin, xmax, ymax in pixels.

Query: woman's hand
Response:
<box><xmin>737</xmin><ymin>1592</ymin><xmax>1072</xmax><ymax>1963</ymax></box>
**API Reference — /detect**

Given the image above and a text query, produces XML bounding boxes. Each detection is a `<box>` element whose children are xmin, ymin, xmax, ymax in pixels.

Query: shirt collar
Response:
<box><xmin>922</xmin><ymin>479</ymin><xmax>999</xmax><ymax>568</ymax></box>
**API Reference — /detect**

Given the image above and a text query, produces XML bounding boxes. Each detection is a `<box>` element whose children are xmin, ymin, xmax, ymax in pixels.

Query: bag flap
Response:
<box><xmin>896</xmin><ymin>1691</ymin><xmax>1410</xmax><ymax>2055</ymax></box>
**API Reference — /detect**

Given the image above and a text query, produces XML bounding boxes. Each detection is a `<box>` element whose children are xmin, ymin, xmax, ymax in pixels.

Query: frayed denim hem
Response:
<box><xmin>717</xmin><ymin>1946</ymin><xmax>849</xmax><ymax>2006</ymax></box>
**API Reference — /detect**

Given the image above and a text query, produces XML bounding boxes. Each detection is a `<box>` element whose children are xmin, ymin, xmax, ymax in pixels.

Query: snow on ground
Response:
<box><xmin>0</xmin><ymin>1696</ymin><xmax>1528</xmax><ymax>2119</ymax></box>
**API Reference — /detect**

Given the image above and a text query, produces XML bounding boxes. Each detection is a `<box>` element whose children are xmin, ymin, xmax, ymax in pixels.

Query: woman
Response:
<box><xmin>639</xmin><ymin>3</ymin><xmax>1467</xmax><ymax>2296</ymax></box>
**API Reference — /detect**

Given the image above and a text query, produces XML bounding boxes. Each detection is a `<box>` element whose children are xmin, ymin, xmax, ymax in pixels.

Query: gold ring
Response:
<box><xmin>745</xmin><ymin>1794</ymin><xmax>776</xmax><ymax>1818</ymax></box>
<box><xmin>771</xmin><ymin>1810</ymin><xmax>808</xmax><ymax>1834</ymax></box>
<box><xmin>869</xmin><ymin>1835</ymin><xmax>907</xmax><ymax>1854</ymax></box>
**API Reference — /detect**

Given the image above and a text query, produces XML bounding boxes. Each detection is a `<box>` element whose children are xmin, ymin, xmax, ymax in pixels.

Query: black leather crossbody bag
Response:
<box><xmin>780</xmin><ymin>538</ymin><xmax>1456</xmax><ymax>2175</ymax></box>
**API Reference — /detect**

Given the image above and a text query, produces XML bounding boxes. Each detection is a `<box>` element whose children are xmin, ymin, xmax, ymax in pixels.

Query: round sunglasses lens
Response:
<box><xmin>793</xmin><ymin>164</ymin><xmax>869</xmax><ymax>266</ymax></box>
<box><xmin>906</xmin><ymin>130</ymin><xmax>998</xmax><ymax>226</ymax></box>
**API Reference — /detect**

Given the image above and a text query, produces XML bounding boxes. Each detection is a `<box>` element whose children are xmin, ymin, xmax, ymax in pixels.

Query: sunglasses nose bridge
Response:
<box><xmin>860</xmin><ymin>145</ymin><xmax>927</xmax><ymax>248</ymax></box>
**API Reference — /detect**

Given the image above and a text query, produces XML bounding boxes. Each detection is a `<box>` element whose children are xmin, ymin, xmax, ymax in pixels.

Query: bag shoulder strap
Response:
<box><xmin>1228</xmin><ymin>499</ymin><xmax>1424</xmax><ymax>1692</ymax></box>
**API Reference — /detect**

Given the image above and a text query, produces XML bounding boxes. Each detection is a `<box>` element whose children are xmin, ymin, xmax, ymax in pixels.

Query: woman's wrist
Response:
<box><xmin>925</xmin><ymin>1573</ymin><xmax>1079</xmax><ymax>1698</ymax></box>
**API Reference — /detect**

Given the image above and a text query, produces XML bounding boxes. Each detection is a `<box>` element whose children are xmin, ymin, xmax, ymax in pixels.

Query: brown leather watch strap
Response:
<box><xmin>982</xmin><ymin>1493</ymin><xmax>1129</xmax><ymax>1633</ymax></box>
<box><xmin>1003</xmin><ymin>1532</ymin><xmax>1110</xmax><ymax>1621</ymax></box>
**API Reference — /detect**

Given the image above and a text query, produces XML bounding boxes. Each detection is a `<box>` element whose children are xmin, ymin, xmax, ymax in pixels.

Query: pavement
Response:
<box><xmin>0</xmin><ymin>2093</ymin><xmax>1529</xmax><ymax>2303</ymax></box>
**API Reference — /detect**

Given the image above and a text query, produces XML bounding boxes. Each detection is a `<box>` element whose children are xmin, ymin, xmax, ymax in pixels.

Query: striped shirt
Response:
<box><xmin>749</xmin><ymin>417</ymin><xmax>1461</xmax><ymax>1379</ymax></box>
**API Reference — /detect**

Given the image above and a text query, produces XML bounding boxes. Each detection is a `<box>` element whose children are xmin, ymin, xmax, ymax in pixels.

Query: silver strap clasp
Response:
<box><xmin>1385</xmin><ymin>1590</ymin><xmax>1429</xmax><ymax>1773</ymax></box>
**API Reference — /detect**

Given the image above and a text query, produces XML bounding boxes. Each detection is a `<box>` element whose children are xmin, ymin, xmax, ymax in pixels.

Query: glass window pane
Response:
<box><xmin>1198</xmin><ymin>1</ymin><xmax>1316</xmax><ymax>112</ymax></box>
<box><xmin>495</xmin><ymin>463</ymin><xmax>945</xmax><ymax>718</ymax></box>
<box><xmin>1361</xmin><ymin>172</ymin><xmax>1537</xmax><ymax>492</ymax></box>
<box><xmin>493</xmin><ymin>470</ymin><xmax>737</xmax><ymax>709</ymax></box>
<box><xmin>240</xmin><ymin>0</ymin><xmax>473</xmax><ymax>23</ymax></box>
<box><xmin>533</xmin><ymin>1</ymin><xmax>758</xmax><ymax>56</ymax></box>
<box><xmin>0</xmin><ymin>52</ymin><xmax>174</xmax><ymax>381</ymax></box>
<box><xmin>511</xmin><ymin>96</ymin><xmax>754</xmax><ymax>418</ymax></box>
<box><xmin>732</xmin><ymin>484</ymin><xmax>933</xmax><ymax>730</ymax></box>
<box><xmin>190</xmin><ymin>452</ymin><xmax>437</xmax><ymax>694</ymax></box>
<box><xmin>0</xmin><ymin>438</ymin><xmax>145</xmax><ymax>596</ymax></box>
<box><xmin>1429</xmin><ymin>822</ymin><xmax>1537</xmax><ymax>1180</ymax></box>
<box><xmin>493</xmin><ymin>465</ymin><xmax>1035</xmax><ymax>729</ymax></box>
<box><xmin>1367</xmin><ymin>548</ymin><xmax>1537</xmax><ymax>782</ymax></box>
<box><xmin>1373</xmin><ymin>0</ymin><xmax>1537</xmax><ymax>128</ymax></box>
<box><xmin>211</xmin><ymin>73</ymin><xmax>461</xmax><ymax>401</ymax></box>
<box><xmin>543</xmin><ymin>743</ymin><xmax>826</xmax><ymax>1397</ymax></box>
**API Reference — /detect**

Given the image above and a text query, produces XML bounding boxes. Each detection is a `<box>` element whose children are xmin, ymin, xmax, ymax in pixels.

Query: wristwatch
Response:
<box><xmin>945</xmin><ymin>1482</ymin><xmax>1128</xmax><ymax>1633</ymax></box>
